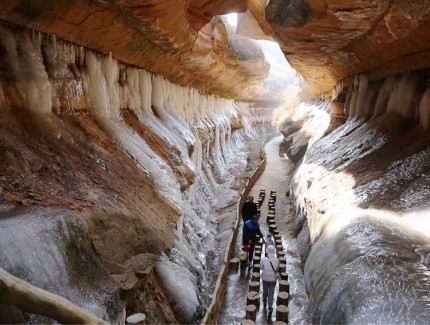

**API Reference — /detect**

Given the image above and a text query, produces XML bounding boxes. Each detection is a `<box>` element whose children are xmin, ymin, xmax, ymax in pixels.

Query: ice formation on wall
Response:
<box><xmin>340</xmin><ymin>72</ymin><xmax>430</xmax><ymax>126</ymax></box>
<box><xmin>289</xmin><ymin>71</ymin><xmax>430</xmax><ymax>323</ymax></box>
<box><xmin>0</xmin><ymin>24</ymin><xmax>266</xmax><ymax>322</ymax></box>
<box><xmin>0</xmin><ymin>206</ymin><xmax>123</xmax><ymax>323</ymax></box>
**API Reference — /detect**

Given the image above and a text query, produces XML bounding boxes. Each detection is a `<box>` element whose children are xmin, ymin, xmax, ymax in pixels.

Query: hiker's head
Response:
<box><xmin>251</xmin><ymin>215</ymin><xmax>259</xmax><ymax>223</ymax></box>
<box><xmin>248</xmin><ymin>196</ymin><xmax>254</xmax><ymax>202</ymax></box>
<box><xmin>266</xmin><ymin>245</ymin><xmax>276</xmax><ymax>255</ymax></box>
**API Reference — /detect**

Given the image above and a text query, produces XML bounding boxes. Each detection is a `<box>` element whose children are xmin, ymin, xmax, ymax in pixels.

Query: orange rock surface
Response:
<box><xmin>263</xmin><ymin>0</ymin><xmax>430</xmax><ymax>96</ymax></box>
<box><xmin>0</xmin><ymin>0</ymin><xmax>266</xmax><ymax>101</ymax></box>
<box><xmin>1</xmin><ymin>1</ymin><xmax>430</xmax><ymax>99</ymax></box>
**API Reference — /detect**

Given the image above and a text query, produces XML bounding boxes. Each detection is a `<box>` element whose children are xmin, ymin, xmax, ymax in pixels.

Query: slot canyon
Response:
<box><xmin>1</xmin><ymin>0</ymin><xmax>430</xmax><ymax>324</ymax></box>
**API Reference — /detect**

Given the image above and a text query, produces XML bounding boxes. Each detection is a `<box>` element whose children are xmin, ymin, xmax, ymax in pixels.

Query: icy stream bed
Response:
<box><xmin>218</xmin><ymin>135</ymin><xmax>311</xmax><ymax>324</ymax></box>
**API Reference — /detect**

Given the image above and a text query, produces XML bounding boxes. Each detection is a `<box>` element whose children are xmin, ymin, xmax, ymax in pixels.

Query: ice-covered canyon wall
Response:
<box><xmin>0</xmin><ymin>23</ymin><xmax>272</xmax><ymax>323</ymax></box>
<box><xmin>275</xmin><ymin>71</ymin><xmax>430</xmax><ymax>323</ymax></box>
<box><xmin>261</xmin><ymin>1</ymin><xmax>430</xmax><ymax>322</ymax></box>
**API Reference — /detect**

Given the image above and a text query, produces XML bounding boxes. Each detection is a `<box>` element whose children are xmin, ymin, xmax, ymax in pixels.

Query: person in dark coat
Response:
<box><xmin>242</xmin><ymin>196</ymin><xmax>258</xmax><ymax>222</ymax></box>
<box><xmin>242</xmin><ymin>215</ymin><xmax>264</xmax><ymax>264</ymax></box>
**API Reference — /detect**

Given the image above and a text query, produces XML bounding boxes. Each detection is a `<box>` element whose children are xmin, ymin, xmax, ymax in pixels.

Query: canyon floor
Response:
<box><xmin>218</xmin><ymin>135</ymin><xmax>310</xmax><ymax>324</ymax></box>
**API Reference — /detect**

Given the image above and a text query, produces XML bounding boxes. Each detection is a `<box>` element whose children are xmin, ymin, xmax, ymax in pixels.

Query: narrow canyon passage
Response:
<box><xmin>218</xmin><ymin>135</ymin><xmax>310</xmax><ymax>324</ymax></box>
<box><xmin>1</xmin><ymin>1</ymin><xmax>430</xmax><ymax>324</ymax></box>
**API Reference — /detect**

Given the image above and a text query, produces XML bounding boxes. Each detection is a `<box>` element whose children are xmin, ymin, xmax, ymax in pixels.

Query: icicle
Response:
<box><xmin>355</xmin><ymin>74</ymin><xmax>369</xmax><ymax>118</ymax></box>
<box><xmin>79</xmin><ymin>47</ymin><xmax>85</xmax><ymax>67</ymax></box>
<box><xmin>0</xmin><ymin>27</ymin><xmax>52</xmax><ymax>113</ymax></box>
<box><xmin>126</xmin><ymin>68</ymin><xmax>141</xmax><ymax>111</ymax></box>
<box><xmin>151</xmin><ymin>75</ymin><xmax>168</xmax><ymax>119</ymax></box>
<box><xmin>373</xmin><ymin>77</ymin><xmax>395</xmax><ymax>118</ymax></box>
<box><xmin>386</xmin><ymin>73</ymin><xmax>419</xmax><ymax>118</ymax></box>
<box><xmin>419</xmin><ymin>85</ymin><xmax>430</xmax><ymax>130</ymax></box>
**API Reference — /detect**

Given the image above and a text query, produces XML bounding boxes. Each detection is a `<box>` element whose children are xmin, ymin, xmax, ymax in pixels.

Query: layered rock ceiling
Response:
<box><xmin>0</xmin><ymin>0</ymin><xmax>269</xmax><ymax>102</ymax></box>
<box><xmin>262</xmin><ymin>0</ymin><xmax>430</xmax><ymax>97</ymax></box>
<box><xmin>2</xmin><ymin>1</ymin><xmax>430</xmax><ymax>323</ymax></box>
<box><xmin>1</xmin><ymin>0</ymin><xmax>430</xmax><ymax>101</ymax></box>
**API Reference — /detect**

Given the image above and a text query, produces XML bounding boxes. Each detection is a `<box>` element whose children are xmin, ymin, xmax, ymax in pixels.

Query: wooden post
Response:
<box><xmin>267</xmin><ymin>218</ymin><xmax>275</xmax><ymax>226</ymax></box>
<box><xmin>280</xmin><ymin>272</ymin><xmax>288</xmax><ymax>281</ymax></box>
<box><xmin>230</xmin><ymin>257</ymin><xmax>239</xmax><ymax>270</ymax></box>
<box><xmin>269</xmin><ymin>224</ymin><xmax>277</xmax><ymax>233</ymax></box>
<box><xmin>274</xmin><ymin>322</ymin><xmax>287</xmax><ymax>325</ymax></box>
<box><xmin>279</xmin><ymin>280</ymin><xmax>290</xmax><ymax>293</ymax></box>
<box><xmin>276</xmin><ymin>245</ymin><xmax>283</xmax><ymax>253</ymax></box>
<box><xmin>126</xmin><ymin>313</ymin><xmax>146</xmax><ymax>324</ymax></box>
<box><xmin>277</xmin><ymin>250</ymin><xmax>285</xmax><ymax>258</ymax></box>
<box><xmin>251</xmin><ymin>272</ymin><xmax>260</xmax><ymax>282</ymax></box>
<box><xmin>247</xmin><ymin>291</ymin><xmax>260</xmax><ymax>309</ymax></box>
<box><xmin>274</xmin><ymin>234</ymin><xmax>281</xmax><ymax>242</ymax></box>
<box><xmin>279</xmin><ymin>263</ymin><xmax>286</xmax><ymax>273</ymax></box>
<box><xmin>276</xmin><ymin>292</ymin><xmax>289</xmax><ymax>306</ymax></box>
<box><xmin>276</xmin><ymin>305</ymin><xmax>288</xmax><ymax>322</ymax></box>
<box><xmin>253</xmin><ymin>263</ymin><xmax>260</xmax><ymax>273</ymax></box>
<box><xmin>241</xmin><ymin>319</ymin><xmax>255</xmax><ymax>325</ymax></box>
<box><xmin>0</xmin><ymin>268</ymin><xmax>107</xmax><ymax>324</ymax></box>
<box><xmin>249</xmin><ymin>281</ymin><xmax>260</xmax><ymax>293</ymax></box>
<box><xmin>278</xmin><ymin>256</ymin><xmax>286</xmax><ymax>264</ymax></box>
<box><xmin>245</xmin><ymin>304</ymin><xmax>257</xmax><ymax>321</ymax></box>
<box><xmin>253</xmin><ymin>256</ymin><xmax>260</xmax><ymax>266</ymax></box>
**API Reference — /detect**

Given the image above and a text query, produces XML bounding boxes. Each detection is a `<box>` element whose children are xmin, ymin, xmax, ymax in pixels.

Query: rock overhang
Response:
<box><xmin>263</xmin><ymin>0</ymin><xmax>430</xmax><ymax>97</ymax></box>
<box><xmin>0</xmin><ymin>0</ymin><xmax>273</xmax><ymax>102</ymax></box>
<box><xmin>2</xmin><ymin>0</ymin><xmax>427</xmax><ymax>102</ymax></box>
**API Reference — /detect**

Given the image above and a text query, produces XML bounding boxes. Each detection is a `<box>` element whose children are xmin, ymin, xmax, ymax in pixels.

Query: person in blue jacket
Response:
<box><xmin>242</xmin><ymin>215</ymin><xmax>264</xmax><ymax>264</ymax></box>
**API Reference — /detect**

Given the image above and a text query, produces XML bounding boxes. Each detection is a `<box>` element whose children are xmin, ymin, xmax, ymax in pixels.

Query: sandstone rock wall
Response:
<box><xmin>0</xmin><ymin>23</ymin><xmax>269</xmax><ymax>323</ymax></box>
<box><xmin>262</xmin><ymin>0</ymin><xmax>430</xmax><ymax>97</ymax></box>
<box><xmin>0</xmin><ymin>0</ymin><xmax>270</xmax><ymax>101</ymax></box>
<box><xmin>285</xmin><ymin>71</ymin><xmax>430</xmax><ymax>323</ymax></box>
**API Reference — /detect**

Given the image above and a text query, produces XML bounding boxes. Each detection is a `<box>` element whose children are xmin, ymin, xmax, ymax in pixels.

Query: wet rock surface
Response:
<box><xmin>263</xmin><ymin>0</ymin><xmax>430</xmax><ymax>95</ymax></box>
<box><xmin>219</xmin><ymin>135</ymin><xmax>311</xmax><ymax>324</ymax></box>
<box><xmin>291</xmin><ymin>113</ymin><xmax>430</xmax><ymax>323</ymax></box>
<box><xmin>0</xmin><ymin>1</ymin><xmax>271</xmax><ymax>101</ymax></box>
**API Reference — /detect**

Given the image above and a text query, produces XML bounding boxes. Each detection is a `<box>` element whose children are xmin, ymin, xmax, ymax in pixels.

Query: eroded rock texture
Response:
<box><xmin>0</xmin><ymin>0</ymin><xmax>271</xmax><ymax>101</ymax></box>
<box><xmin>276</xmin><ymin>70</ymin><xmax>430</xmax><ymax>323</ymax></box>
<box><xmin>263</xmin><ymin>0</ymin><xmax>430</xmax><ymax>96</ymax></box>
<box><xmin>0</xmin><ymin>21</ymin><xmax>272</xmax><ymax>323</ymax></box>
<box><xmin>2</xmin><ymin>0</ymin><xmax>430</xmax><ymax>323</ymax></box>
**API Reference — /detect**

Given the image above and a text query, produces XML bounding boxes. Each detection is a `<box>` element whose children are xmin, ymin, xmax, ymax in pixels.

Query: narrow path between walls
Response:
<box><xmin>217</xmin><ymin>135</ymin><xmax>311</xmax><ymax>324</ymax></box>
